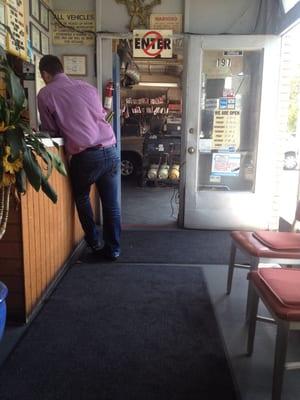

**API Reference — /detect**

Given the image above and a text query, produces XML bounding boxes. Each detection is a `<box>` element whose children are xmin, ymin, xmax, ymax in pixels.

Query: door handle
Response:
<box><xmin>188</xmin><ymin>147</ymin><xmax>196</xmax><ymax>154</ymax></box>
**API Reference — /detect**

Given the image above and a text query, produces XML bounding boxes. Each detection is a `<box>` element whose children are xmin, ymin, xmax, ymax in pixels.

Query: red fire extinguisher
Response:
<box><xmin>104</xmin><ymin>80</ymin><xmax>114</xmax><ymax>110</ymax></box>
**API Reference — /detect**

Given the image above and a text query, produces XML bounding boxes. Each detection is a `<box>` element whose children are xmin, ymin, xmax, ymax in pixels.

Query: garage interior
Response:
<box><xmin>118</xmin><ymin>38</ymin><xmax>183</xmax><ymax>227</ymax></box>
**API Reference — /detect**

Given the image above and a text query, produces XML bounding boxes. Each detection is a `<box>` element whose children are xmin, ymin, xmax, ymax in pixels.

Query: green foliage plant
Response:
<box><xmin>0</xmin><ymin>47</ymin><xmax>67</xmax><ymax>239</ymax></box>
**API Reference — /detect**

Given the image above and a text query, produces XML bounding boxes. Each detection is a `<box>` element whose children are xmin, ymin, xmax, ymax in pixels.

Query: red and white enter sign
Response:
<box><xmin>133</xmin><ymin>29</ymin><xmax>173</xmax><ymax>58</ymax></box>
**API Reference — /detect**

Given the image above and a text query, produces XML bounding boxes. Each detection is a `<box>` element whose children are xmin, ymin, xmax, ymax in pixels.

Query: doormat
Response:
<box><xmin>81</xmin><ymin>229</ymin><xmax>249</xmax><ymax>265</ymax></box>
<box><xmin>0</xmin><ymin>264</ymin><xmax>239</xmax><ymax>400</ymax></box>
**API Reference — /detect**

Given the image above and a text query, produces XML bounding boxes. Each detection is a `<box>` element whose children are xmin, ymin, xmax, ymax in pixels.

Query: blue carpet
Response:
<box><xmin>0</xmin><ymin>264</ymin><xmax>239</xmax><ymax>400</ymax></box>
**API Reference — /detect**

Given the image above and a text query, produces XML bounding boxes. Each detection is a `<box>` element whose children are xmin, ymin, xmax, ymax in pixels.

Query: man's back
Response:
<box><xmin>38</xmin><ymin>73</ymin><xmax>115</xmax><ymax>154</ymax></box>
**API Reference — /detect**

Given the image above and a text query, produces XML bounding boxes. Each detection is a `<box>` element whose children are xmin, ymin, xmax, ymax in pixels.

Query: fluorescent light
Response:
<box><xmin>138</xmin><ymin>82</ymin><xmax>178</xmax><ymax>87</ymax></box>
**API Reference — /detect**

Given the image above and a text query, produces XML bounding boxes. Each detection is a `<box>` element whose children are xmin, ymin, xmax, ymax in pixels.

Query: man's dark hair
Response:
<box><xmin>39</xmin><ymin>55</ymin><xmax>64</xmax><ymax>76</ymax></box>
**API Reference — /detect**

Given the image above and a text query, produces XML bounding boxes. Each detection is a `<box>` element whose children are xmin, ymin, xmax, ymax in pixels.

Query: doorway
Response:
<box><xmin>116</xmin><ymin>38</ymin><xmax>184</xmax><ymax>228</ymax></box>
<box><xmin>182</xmin><ymin>35</ymin><xmax>281</xmax><ymax>230</ymax></box>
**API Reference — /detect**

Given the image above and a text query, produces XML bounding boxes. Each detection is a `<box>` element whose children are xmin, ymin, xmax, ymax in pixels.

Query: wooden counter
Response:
<box><xmin>0</xmin><ymin>145</ymin><xmax>98</xmax><ymax>323</ymax></box>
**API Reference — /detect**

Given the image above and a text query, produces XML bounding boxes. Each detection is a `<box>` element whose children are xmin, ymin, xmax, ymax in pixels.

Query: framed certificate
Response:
<box><xmin>41</xmin><ymin>32</ymin><xmax>49</xmax><ymax>55</ymax></box>
<box><xmin>62</xmin><ymin>55</ymin><xmax>87</xmax><ymax>76</ymax></box>
<box><xmin>39</xmin><ymin>2</ymin><xmax>49</xmax><ymax>31</ymax></box>
<box><xmin>30</xmin><ymin>22</ymin><xmax>41</xmax><ymax>53</ymax></box>
<box><xmin>29</xmin><ymin>0</ymin><xmax>40</xmax><ymax>22</ymax></box>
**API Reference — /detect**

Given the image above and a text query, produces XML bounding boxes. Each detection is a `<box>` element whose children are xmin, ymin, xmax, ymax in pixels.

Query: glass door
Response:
<box><xmin>182</xmin><ymin>35</ymin><xmax>280</xmax><ymax>229</ymax></box>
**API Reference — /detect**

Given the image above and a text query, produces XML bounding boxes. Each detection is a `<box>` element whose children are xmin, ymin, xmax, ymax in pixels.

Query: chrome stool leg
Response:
<box><xmin>246</xmin><ymin>281</ymin><xmax>259</xmax><ymax>355</ymax></box>
<box><xmin>272</xmin><ymin>322</ymin><xmax>289</xmax><ymax>400</ymax></box>
<box><xmin>226</xmin><ymin>242</ymin><xmax>237</xmax><ymax>295</ymax></box>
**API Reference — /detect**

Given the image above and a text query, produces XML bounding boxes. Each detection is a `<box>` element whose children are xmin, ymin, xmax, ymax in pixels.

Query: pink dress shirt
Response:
<box><xmin>37</xmin><ymin>73</ymin><xmax>116</xmax><ymax>155</ymax></box>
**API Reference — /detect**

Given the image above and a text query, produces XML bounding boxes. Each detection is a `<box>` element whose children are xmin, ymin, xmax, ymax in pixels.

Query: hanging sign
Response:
<box><xmin>133</xmin><ymin>29</ymin><xmax>172</xmax><ymax>58</ymax></box>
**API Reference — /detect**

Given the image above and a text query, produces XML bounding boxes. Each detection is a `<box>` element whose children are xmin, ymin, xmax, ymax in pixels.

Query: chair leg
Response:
<box><xmin>245</xmin><ymin>281</ymin><xmax>252</xmax><ymax>323</ymax></box>
<box><xmin>245</xmin><ymin>259</ymin><xmax>260</xmax><ymax>322</ymax></box>
<box><xmin>226</xmin><ymin>242</ymin><xmax>237</xmax><ymax>295</ymax></box>
<box><xmin>272</xmin><ymin>321</ymin><xmax>289</xmax><ymax>400</ymax></box>
<box><xmin>246</xmin><ymin>282</ymin><xmax>259</xmax><ymax>355</ymax></box>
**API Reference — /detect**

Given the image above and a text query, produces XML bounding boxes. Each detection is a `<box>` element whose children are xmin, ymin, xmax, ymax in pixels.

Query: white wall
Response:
<box><xmin>97</xmin><ymin>0</ymin><xmax>280</xmax><ymax>34</ymax></box>
<box><xmin>185</xmin><ymin>0</ymin><xmax>262</xmax><ymax>34</ymax></box>
<box><xmin>97</xmin><ymin>0</ymin><xmax>183</xmax><ymax>32</ymax></box>
<box><xmin>50</xmin><ymin>0</ymin><xmax>293</xmax><ymax>86</ymax></box>
<box><xmin>52</xmin><ymin>0</ymin><xmax>96</xmax><ymax>85</ymax></box>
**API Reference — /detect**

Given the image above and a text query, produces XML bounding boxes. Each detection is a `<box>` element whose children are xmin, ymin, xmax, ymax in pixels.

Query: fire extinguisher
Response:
<box><xmin>104</xmin><ymin>80</ymin><xmax>114</xmax><ymax>110</ymax></box>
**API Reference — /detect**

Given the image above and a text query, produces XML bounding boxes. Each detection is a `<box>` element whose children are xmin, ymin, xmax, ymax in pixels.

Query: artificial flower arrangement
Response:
<box><xmin>0</xmin><ymin>46</ymin><xmax>66</xmax><ymax>239</ymax></box>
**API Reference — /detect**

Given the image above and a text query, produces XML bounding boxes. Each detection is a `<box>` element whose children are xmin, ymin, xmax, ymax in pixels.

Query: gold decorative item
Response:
<box><xmin>115</xmin><ymin>0</ymin><xmax>161</xmax><ymax>31</ymax></box>
<box><xmin>169</xmin><ymin>164</ymin><xmax>180</xmax><ymax>181</ymax></box>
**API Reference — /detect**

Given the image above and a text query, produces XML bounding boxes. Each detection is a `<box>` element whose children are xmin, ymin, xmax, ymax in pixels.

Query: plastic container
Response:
<box><xmin>0</xmin><ymin>282</ymin><xmax>8</xmax><ymax>341</ymax></box>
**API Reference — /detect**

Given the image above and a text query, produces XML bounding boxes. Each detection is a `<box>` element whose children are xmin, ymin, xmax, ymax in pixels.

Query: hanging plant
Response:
<box><xmin>0</xmin><ymin>47</ymin><xmax>67</xmax><ymax>240</ymax></box>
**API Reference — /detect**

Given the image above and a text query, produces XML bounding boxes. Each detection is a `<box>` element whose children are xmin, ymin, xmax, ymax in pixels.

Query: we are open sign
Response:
<box><xmin>133</xmin><ymin>30</ymin><xmax>173</xmax><ymax>58</ymax></box>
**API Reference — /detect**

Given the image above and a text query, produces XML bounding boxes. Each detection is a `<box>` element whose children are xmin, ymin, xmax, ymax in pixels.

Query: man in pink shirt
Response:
<box><xmin>38</xmin><ymin>55</ymin><xmax>121</xmax><ymax>261</ymax></box>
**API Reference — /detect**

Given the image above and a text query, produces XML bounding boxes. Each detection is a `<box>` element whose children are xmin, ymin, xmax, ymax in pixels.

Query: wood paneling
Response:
<box><xmin>0</xmin><ymin>198</ymin><xmax>24</xmax><ymax>320</ymax></box>
<box><xmin>0</xmin><ymin>145</ymin><xmax>98</xmax><ymax>322</ymax></box>
<box><xmin>21</xmin><ymin>147</ymin><xmax>83</xmax><ymax>319</ymax></box>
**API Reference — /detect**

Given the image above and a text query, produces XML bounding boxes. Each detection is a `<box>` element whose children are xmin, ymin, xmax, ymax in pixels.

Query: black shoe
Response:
<box><xmin>107</xmin><ymin>252</ymin><xmax>120</xmax><ymax>262</ymax></box>
<box><xmin>93</xmin><ymin>248</ymin><xmax>120</xmax><ymax>262</ymax></box>
<box><xmin>89</xmin><ymin>243</ymin><xmax>103</xmax><ymax>254</ymax></box>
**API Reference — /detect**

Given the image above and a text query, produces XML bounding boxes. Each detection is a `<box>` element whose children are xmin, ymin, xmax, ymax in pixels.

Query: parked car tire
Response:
<box><xmin>121</xmin><ymin>152</ymin><xmax>142</xmax><ymax>178</ymax></box>
<box><xmin>284</xmin><ymin>151</ymin><xmax>297</xmax><ymax>170</ymax></box>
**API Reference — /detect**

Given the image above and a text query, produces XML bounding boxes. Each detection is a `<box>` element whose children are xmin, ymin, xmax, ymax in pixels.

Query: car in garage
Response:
<box><xmin>121</xmin><ymin>136</ymin><xmax>143</xmax><ymax>179</ymax></box>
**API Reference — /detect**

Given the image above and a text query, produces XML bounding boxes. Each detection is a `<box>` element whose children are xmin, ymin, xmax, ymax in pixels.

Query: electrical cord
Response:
<box><xmin>169</xmin><ymin>186</ymin><xmax>179</xmax><ymax>219</ymax></box>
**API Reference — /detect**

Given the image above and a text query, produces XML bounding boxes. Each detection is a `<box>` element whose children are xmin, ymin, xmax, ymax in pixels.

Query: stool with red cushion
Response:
<box><xmin>247</xmin><ymin>268</ymin><xmax>300</xmax><ymax>400</ymax></box>
<box><xmin>226</xmin><ymin>229</ymin><xmax>300</xmax><ymax>295</ymax></box>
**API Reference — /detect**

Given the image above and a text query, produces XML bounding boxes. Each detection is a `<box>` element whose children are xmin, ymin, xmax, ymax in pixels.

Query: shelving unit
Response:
<box><xmin>120</xmin><ymin>88</ymin><xmax>182</xmax><ymax>186</ymax></box>
<box><xmin>119</xmin><ymin>49</ymin><xmax>183</xmax><ymax>186</ymax></box>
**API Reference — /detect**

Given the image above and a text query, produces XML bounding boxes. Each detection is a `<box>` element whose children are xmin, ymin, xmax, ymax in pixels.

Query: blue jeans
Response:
<box><xmin>70</xmin><ymin>145</ymin><xmax>121</xmax><ymax>254</ymax></box>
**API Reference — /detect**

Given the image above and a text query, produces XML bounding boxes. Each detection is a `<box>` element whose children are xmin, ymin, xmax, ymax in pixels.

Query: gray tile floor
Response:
<box><xmin>121</xmin><ymin>179</ymin><xmax>179</xmax><ymax>227</ymax></box>
<box><xmin>203</xmin><ymin>265</ymin><xmax>300</xmax><ymax>400</ymax></box>
<box><xmin>122</xmin><ymin>180</ymin><xmax>300</xmax><ymax>400</ymax></box>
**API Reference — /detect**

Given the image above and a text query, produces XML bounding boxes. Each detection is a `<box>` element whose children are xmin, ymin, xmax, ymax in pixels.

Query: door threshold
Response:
<box><xmin>122</xmin><ymin>223</ymin><xmax>180</xmax><ymax>231</ymax></box>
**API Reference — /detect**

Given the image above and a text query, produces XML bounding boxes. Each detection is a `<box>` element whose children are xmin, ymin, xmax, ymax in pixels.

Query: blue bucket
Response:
<box><xmin>0</xmin><ymin>282</ymin><xmax>8</xmax><ymax>341</ymax></box>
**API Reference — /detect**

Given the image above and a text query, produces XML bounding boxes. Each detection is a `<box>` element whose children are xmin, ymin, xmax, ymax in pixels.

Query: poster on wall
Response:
<box><xmin>52</xmin><ymin>10</ymin><xmax>95</xmax><ymax>45</ymax></box>
<box><xmin>150</xmin><ymin>14</ymin><xmax>182</xmax><ymax>33</ymax></box>
<box><xmin>6</xmin><ymin>0</ymin><xmax>27</xmax><ymax>60</ymax></box>
<box><xmin>62</xmin><ymin>55</ymin><xmax>87</xmax><ymax>76</ymax></box>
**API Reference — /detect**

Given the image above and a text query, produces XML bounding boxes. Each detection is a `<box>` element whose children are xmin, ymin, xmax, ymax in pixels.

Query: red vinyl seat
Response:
<box><xmin>247</xmin><ymin>268</ymin><xmax>300</xmax><ymax>400</ymax></box>
<box><xmin>226</xmin><ymin>201</ymin><xmax>300</xmax><ymax>296</ymax></box>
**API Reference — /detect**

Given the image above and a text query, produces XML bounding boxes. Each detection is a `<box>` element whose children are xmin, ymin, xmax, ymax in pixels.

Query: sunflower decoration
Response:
<box><xmin>0</xmin><ymin>47</ymin><xmax>67</xmax><ymax>239</ymax></box>
<box><xmin>2</xmin><ymin>145</ymin><xmax>22</xmax><ymax>174</ymax></box>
